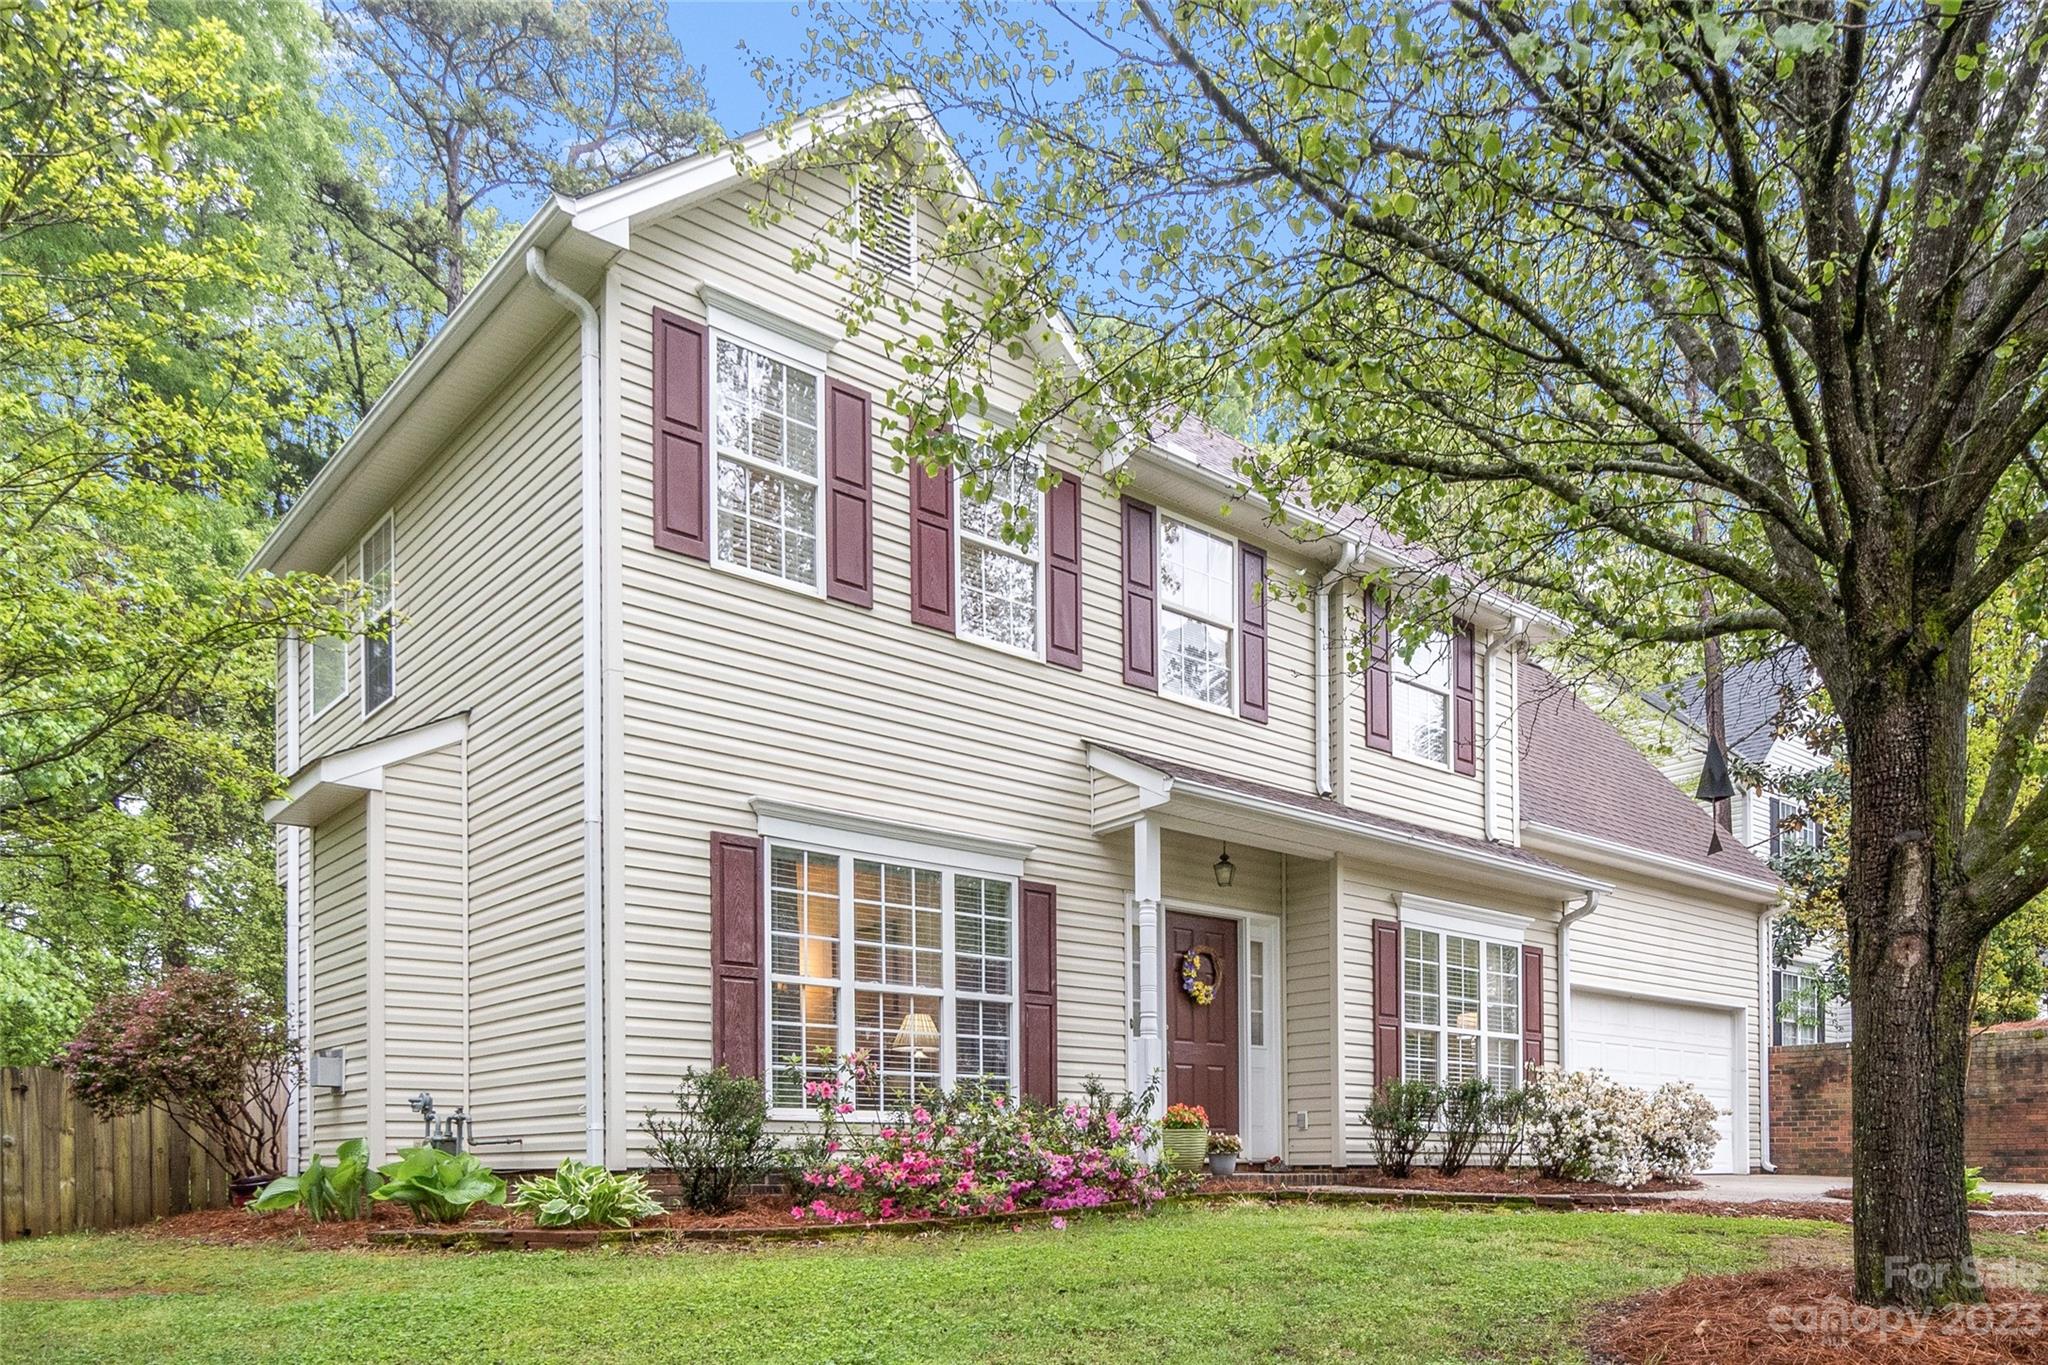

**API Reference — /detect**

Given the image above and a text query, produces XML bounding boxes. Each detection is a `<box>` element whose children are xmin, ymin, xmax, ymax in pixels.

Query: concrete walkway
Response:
<box><xmin>1684</xmin><ymin>1172</ymin><xmax>2048</xmax><ymax>1201</ymax></box>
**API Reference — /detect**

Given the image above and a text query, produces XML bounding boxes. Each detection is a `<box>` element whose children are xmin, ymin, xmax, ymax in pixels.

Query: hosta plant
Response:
<box><xmin>370</xmin><ymin>1147</ymin><xmax>506</xmax><ymax>1224</ymax></box>
<box><xmin>250</xmin><ymin>1139</ymin><xmax>375</xmax><ymax>1221</ymax></box>
<box><xmin>511</xmin><ymin>1160</ymin><xmax>666</xmax><ymax>1229</ymax></box>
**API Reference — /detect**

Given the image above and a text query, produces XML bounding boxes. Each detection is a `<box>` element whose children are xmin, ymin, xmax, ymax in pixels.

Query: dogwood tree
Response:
<box><xmin>778</xmin><ymin>0</ymin><xmax>2048</xmax><ymax>1307</ymax></box>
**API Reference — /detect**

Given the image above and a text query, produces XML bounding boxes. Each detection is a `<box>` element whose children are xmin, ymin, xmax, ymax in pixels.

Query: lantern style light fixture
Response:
<box><xmin>1214</xmin><ymin>847</ymin><xmax>1235</xmax><ymax>888</ymax></box>
<box><xmin>1694</xmin><ymin>736</ymin><xmax>1738</xmax><ymax>854</ymax></box>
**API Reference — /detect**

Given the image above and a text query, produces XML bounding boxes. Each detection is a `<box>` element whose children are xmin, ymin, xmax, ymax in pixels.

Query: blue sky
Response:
<box><xmin>670</xmin><ymin>1</ymin><xmax>887</xmax><ymax>133</ymax></box>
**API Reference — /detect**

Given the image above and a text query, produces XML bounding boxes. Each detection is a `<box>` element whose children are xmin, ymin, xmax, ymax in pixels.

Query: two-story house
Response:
<box><xmin>257</xmin><ymin>92</ymin><xmax>1783</xmax><ymax>1177</ymax></box>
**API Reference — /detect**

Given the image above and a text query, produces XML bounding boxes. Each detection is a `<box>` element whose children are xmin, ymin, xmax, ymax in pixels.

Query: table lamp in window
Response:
<box><xmin>892</xmin><ymin>1010</ymin><xmax>940</xmax><ymax>1060</ymax></box>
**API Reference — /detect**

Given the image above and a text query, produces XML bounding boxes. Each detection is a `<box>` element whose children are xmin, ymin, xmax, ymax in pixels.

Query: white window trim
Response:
<box><xmin>1389</xmin><ymin>626</ymin><xmax>1455</xmax><ymax>771</ymax></box>
<box><xmin>306</xmin><ymin>633</ymin><xmax>347</xmax><ymax>721</ymax></box>
<box><xmin>701</xmin><ymin>309</ymin><xmax>830</xmax><ymax>598</ymax></box>
<box><xmin>760</xmin><ymin>820</ymin><xmax>1022</xmax><ymax>1122</ymax></box>
<box><xmin>358</xmin><ymin>512</ymin><xmax>397</xmax><ymax>719</ymax></box>
<box><xmin>952</xmin><ymin>441</ymin><xmax>1045</xmax><ymax>661</ymax></box>
<box><xmin>1399</xmin><ymin>901</ymin><xmax>1527</xmax><ymax>1089</ymax></box>
<box><xmin>1155</xmin><ymin>512</ymin><xmax>1238</xmax><ymax>715</ymax></box>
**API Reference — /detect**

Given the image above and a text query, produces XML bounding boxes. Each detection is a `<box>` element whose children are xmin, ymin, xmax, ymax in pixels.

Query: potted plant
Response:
<box><xmin>1161</xmin><ymin>1102</ymin><xmax>1210</xmax><ymax>1172</ymax></box>
<box><xmin>1207</xmin><ymin>1130</ymin><xmax>1242</xmax><ymax>1177</ymax></box>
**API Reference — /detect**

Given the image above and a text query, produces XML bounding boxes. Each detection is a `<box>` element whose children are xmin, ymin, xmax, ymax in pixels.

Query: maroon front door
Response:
<box><xmin>1167</xmin><ymin>912</ymin><xmax>1239</xmax><ymax>1133</ymax></box>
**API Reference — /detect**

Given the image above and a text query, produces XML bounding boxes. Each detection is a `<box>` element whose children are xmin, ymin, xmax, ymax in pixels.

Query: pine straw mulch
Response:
<box><xmin>1202</xmin><ymin>1167</ymin><xmax>1700</xmax><ymax>1196</ymax></box>
<box><xmin>136</xmin><ymin>1194</ymin><xmax>808</xmax><ymax>1248</ymax></box>
<box><xmin>1588</xmin><ymin>1268</ymin><xmax>2048</xmax><ymax>1364</ymax></box>
<box><xmin>1824</xmin><ymin>1186</ymin><xmax>2048</xmax><ymax>1213</ymax></box>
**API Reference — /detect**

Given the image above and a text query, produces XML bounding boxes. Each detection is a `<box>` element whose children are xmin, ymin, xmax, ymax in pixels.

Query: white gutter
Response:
<box><xmin>1315</xmin><ymin>540</ymin><xmax>1362</xmax><ymax>797</ymax></box>
<box><xmin>1555</xmin><ymin>890</ymin><xmax>1601</xmax><ymax>1072</ymax></box>
<box><xmin>1521</xmin><ymin>821</ymin><xmax>1781</xmax><ymax>903</ymax></box>
<box><xmin>1758</xmin><ymin>910</ymin><xmax>1777</xmax><ymax>1171</ymax></box>
<box><xmin>525</xmin><ymin>246</ymin><xmax>608</xmax><ymax>1166</ymax></box>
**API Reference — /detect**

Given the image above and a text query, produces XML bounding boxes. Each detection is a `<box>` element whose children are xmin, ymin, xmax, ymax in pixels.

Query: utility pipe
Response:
<box><xmin>1314</xmin><ymin>540</ymin><xmax>1362</xmax><ymax>797</ymax></box>
<box><xmin>1555</xmin><ymin>890</ymin><xmax>1601</xmax><ymax>1072</ymax></box>
<box><xmin>1758</xmin><ymin>910</ymin><xmax>1777</xmax><ymax>1171</ymax></box>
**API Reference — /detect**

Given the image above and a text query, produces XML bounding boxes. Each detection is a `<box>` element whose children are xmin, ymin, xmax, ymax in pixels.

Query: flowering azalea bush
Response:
<box><xmin>784</xmin><ymin>1051</ymin><xmax>1166</xmax><ymax>1223</ymax></box>
<box><xmin>1520</xmin><ymin>1066</ymin><xmax>1719</xmax><ymax>1187</ymax></box>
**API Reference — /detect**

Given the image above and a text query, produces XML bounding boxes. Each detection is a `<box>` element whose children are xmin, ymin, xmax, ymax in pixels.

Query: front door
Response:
<box><xmin>1167</xmin><ymin>911</ymin><xmax>1240</xmax><ymax>1133</ymax></box>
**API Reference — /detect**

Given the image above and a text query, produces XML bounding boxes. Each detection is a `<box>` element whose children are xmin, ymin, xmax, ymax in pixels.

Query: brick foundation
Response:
<box><xmin>1770</xmin><ymin>1026</ymin><xmax>2048</xmax><ymax>1180</ymax></box>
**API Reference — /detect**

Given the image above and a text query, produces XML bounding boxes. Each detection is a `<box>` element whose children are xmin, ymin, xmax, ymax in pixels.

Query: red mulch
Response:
<box><xmin>1204</xmin><ymin>1168</ymin><xmax>1699</xmax><ymax>1196</ymax></box>
<box><xmin>1825</xmin><ymin>1186</ymin><xmax>2048</xmax><ymax>1213</ymax></box>
<box><xmin>138</xmin><ymin>1194</ymin><xmax>813</xmax><ymax>1248</ymax></box>
<box><xmin>1589</xmin><ymin>1268</ymin><xmax>2048</xmax><ymax>1363</ymax></box>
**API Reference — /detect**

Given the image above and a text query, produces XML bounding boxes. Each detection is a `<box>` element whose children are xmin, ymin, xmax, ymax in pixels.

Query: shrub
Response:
<box><xmin>249</xmin><ymin>1139</ymin><xmax>375</xmax><ymax>1221</ymax></box>
<box><xmin>1521</xmin><ymin>1068</ymin><xmax>1722</xmax><ymax>1188</ymax></box>
<box><xmin>1642</xmin><ymin>1082</ymin><xmax>1720</xmax><ymax>1179</ymax></box>
<box><xmin>511</xmin><ymin>1159</ymin><xmax>666</xmax><ymax>1229</ymax></box>
<box><xmin>642</xmin><ymin>1065</ymin><xmax>777</xmax><ymax>1213</ymax></box>
<box><xmin>1485</xmin><ymin>1084</ymin><xmax>1533</xmax><ymax>1171</ymax></box>
<box><xmin>1362</xmin><ymin>1080</ymin><xmax>1438</xmax><ymax>1178</ymax></box>
<box><xmin>370</xmin><ymin>1146</ymin><xmax>506</xmax><ymax>1224</ymax></box>
<box><xmin>1965</xmin><ymin>1166</ymin><xmax>1994</xmax><ymax>1209</ymax></box>
<box><xmin>785</xmin><ymin>1053</ymin><xmax>1164</xmax><ymax>1222</ymax></box>
<box><xmin>56</xmin><ymin>968</ymin><xmax>296</xmax><ymax>1182</ymax></box>
<box><xmin>1162</xmin><ymin>1102</ymin><xmax>1208</xmax><ymax>1129</ymax></box>
<box><xmin>1436</xmin><ymin>1077</ymin><xmax>1492</xmax><ymax>1176</ymax></box>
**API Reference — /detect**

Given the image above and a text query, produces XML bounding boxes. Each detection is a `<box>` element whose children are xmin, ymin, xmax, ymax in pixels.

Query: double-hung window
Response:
<box><xmin>1772</xmin><ymin>967</ymin><xmax>1826</xmax><ymax>1045</ymax></box>
<box><xmin>711</xmin><ymin>334</ymin><xmax>823</xmax><ymax>590</ymax></box>
<box><xmin>1391</xmin><ymin>631</ymin><xmax>1452</xmax><ymax>767</ymax></box>
<box><xmin>1402</xmin><ymin>916</ymin><xmax>1523</xmax><ymax>1090</ymax></box>
<box><xmin>308</xmin><ymin>633</ymin><xmax>347</xmax><ymax>717</ymax></box>
<box><xmin>956</xmin><ymin>458</ymin><xmax>1041</xmax><ymax>654</ymax></box>
<box><xmin>360</xmin><ymin>517</ymin><xmax>396</xmax><ymax>715</ymax></box>
<box><xmin>766</xmin><ymin>842</ymin><xmax>1016</xmax><ymax>1114</ymax></box>
<box><xmin>1768</xmin><ymin>795</ymin><xmax>1819</xmax><ymax>860</ymax></box>
<box><xmin>1158</xmin><ymin>516</ymin><xmax>1234</xmax><ymax>708</ymax></box>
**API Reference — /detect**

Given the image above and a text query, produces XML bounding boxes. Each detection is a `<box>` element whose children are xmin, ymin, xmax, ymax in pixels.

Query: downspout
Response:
<box><xmin>1556</xmin><ymin>890</ymin><xmax>1600</xmax><ymax>1072</ymax></box>
<box><xmin>1486</xmin><ymin>616</ymin><xmax>1528</xmax><ymax>843</ymax></box>
<box><xmin>526</xmin><ymin>246</ymin><xmax>608</xmax><ymax>1165</ymax></box>
<box><xmin>1315</xmin><ymin>540</ymin><xmax>1362</xmax><ymax>797</ymax></box>
<box><xmin>1758</xmin><ymin>910</ymin><xmax>1777</xmax><ymax>1171</ymax></box>
<box><xmin>283</xmin><ymin>632</ymin><xmax>303</xmax><ymax>1169</ymax></box>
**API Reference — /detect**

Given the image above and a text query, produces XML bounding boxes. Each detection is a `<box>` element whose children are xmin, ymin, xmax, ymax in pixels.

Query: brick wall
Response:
<box><xmin>1771</xmin><ymin>1027</ymin><xmax>2048</xmax><ymax>1180</ymax></box>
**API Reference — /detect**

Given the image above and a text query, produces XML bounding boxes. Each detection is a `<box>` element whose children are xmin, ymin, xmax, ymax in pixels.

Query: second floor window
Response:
<box><xmin>1769</xmin><ymin>795</ymin><xmax>1820</xmax><ymax>859</ymax></box>
<box><xmin>713</xmin><ymin>336</ymin><xmax>822</xmax><ymax>590</ymax></box>
<box><xmin>1773</xmin><ymin>967</ymin><xmax>1827</xmax><ymax>1045</ymax></box>
<box><xmin>360</xmin><ymin>517</ymin><xmax>396</xmax><ymax>715</ymax></box>
<box><xmin>1392</xmin><ymin>632</ymin><xmax>1453</xmax><ymax>767</ymax></box>
<box><xmin>308</xmin><ymin>634</ymin><xmax>346</xmax><ymax>717</ymax></box>
<box><xmin>1159</xmin><ymin>516</ymin><xmax>1234</xmax><ymax>708</ymax></box>
<box><xmin>957</xmin><ymin>459</ymin><xmax>1041</xmax><ymax>654</ymax></box>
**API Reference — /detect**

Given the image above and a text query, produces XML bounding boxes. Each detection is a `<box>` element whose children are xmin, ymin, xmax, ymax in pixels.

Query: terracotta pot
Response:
<box><xmin>1162</xmin><ymin>1126</ymin><xmax>1209</xmax><ymax>1172</ymax></box>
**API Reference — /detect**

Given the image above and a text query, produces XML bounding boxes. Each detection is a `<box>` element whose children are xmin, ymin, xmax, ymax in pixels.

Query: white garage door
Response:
<box><xmin>1571</xmin><ymin>990</ymin><xmax>1739</xmax><ymax>1173</ymax></box>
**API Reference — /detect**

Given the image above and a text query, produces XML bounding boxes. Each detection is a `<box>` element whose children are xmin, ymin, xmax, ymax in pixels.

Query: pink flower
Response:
<box><xmin>1050</xmin><ymin>1216</ymin><xmax>1067</xmax><ymax>1230</ymax></box>
<box><xmin>790</xmin><ymin>1205</ymin><xmax>806</xmax><ymax>1220</ymax></box>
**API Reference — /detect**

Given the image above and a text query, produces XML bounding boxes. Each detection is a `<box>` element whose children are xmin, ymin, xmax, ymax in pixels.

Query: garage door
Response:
<box><xmin>1571</xmin><ymin>990</ymin><xmax>1739</xmax><ymax>1173</ymax></box>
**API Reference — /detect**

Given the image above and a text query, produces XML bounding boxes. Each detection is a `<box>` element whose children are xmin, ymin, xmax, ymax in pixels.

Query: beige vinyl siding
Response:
<box><xmin>1570</xmin><ymin>872</ymin><xmax>1765</xmax><ymax>1164</ymax></box>
<box><xmin>380</xmin><ymin>743</ymin><xmax>468</xmax><ymax>1142</ymax></box>
<box><xmin>1281</xmin><ymin>855</ymin><xmax>1335</xmax><ymax>1164</ymax></box>
<box><xmin>604</xmin><ymin>172</ymin><xmax>1331</xmax><ymax>1157</ymax></box>
<box><xmin>308</xmin><ymin>800</ymin><xmax>371</xmax><ymax>1157</ymax></box>
<box><xmin>294</xmin><ymin>329</ymin><xmax>588</xmax><ymax>1166</ymax></box>
<box><xmin>1335</xmin><ymin>857</ymin><xmax>1562</xmax><ymax>1164</ymax></box>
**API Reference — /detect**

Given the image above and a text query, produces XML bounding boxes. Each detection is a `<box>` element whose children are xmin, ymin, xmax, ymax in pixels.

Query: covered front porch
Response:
<box><xmin>1088</xmin><ymin>744</ymin><xmax>1605</xmax><ymax>1167</ymax></box>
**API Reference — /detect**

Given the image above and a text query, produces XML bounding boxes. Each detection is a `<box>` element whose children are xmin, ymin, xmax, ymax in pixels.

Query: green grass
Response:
<box><xmin>0</xmin><ymin>1202</ymin><xmax>1858</xmax><ymax>1363</ymax></box>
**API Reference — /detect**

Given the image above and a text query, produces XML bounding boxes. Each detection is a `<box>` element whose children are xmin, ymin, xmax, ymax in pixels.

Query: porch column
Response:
<box><xmin>1131</xmin><ymin>816</ymin><xmax>1166</xmax><ymax>1121</ymax></box>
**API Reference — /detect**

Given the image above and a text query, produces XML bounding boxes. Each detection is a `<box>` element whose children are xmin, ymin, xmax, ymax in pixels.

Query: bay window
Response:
<box><xmin>1392</xmin><ymin>631</ymin><xmax>1452</xmax><ymax>767</ymax></box>
<box><xmin>957</xmin><ymin>458</ymin><xmax>1041</xmax><ymax>654</ymax></box>
<box><xmin>1402</xmin><ymin>919</ymin><xmax>1522</xmax><ymax>1091</ymax></box>
<box><xmin>766</xmin><ymin>841</ymin><xmax>1016</xmax><ymax>1113</ymax></box>
<box><xmin>712</xmin><ymin>335</ymin><xmax>823</xmax><ymax>589</ymax></box>
<box><xmin>1159</xmin><ymin>515</ymin><xmax>1234</xmax><ymax>708</ymax></box>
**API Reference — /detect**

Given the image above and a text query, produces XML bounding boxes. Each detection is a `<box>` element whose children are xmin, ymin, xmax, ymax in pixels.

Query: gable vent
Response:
<box><xmin>859</xmin><ymin>180</ymin><xmax>916</xmax><ymax>283</ymax></box>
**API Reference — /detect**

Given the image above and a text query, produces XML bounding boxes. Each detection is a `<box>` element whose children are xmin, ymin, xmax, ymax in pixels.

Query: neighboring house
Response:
<box><xmin>1638</xmin><ymin>651</ymin><xmax>1852</xmax><ymax>1044</ymax></box>
<box><xmin>256</xmin><ymin>92</ymin><xmax>1784</xmax><ymax>1176</ymax></box>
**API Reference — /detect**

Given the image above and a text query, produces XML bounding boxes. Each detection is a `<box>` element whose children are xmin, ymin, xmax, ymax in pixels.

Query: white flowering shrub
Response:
<box><xmin>1519</xmin><ymin>1067</ymin><xmax>1719</xmax><ymax>1187</ymax></box>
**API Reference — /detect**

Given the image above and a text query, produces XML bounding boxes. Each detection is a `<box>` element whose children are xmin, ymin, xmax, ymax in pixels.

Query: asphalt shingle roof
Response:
<box><xmin>1644</xmin><ymin>648</ymin><xmax>1819</xmax><ymax>766</ymax></box>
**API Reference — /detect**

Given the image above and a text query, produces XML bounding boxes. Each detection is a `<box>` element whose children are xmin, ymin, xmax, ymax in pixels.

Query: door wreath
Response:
<box><xmin>1179</xmin><ymin>946</ymin><xmax>1223</xmax><ymax>1006</ymax></box>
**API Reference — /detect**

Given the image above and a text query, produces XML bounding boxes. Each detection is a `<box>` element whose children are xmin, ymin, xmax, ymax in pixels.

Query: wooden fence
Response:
<box><xmin>0</xmin><ymin>1066</ymin><xmax>232</xmax><ymax>1241</ymax></box>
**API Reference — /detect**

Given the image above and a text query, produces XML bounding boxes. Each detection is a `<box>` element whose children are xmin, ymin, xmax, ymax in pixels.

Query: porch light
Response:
<box><xmin>1213</xmin><ymin>847</ymin><xmax>1235</xmax><ymax>888</ymax></box>
<box><xmin>892</xmin><ymin>1010</ymin><xmax>940</xmax><ymax>1058</ymax></box>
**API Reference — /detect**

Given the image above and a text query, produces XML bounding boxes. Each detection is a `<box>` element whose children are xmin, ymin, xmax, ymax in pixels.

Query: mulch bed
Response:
<box><xmin>138</xmin><ymin>1194</ymin><xmax>816</xmax><ymax>1249</ymax></box>
<box><xmin>1826</xmin><ymin>1186</ymin><xmax>2048</xmax><ymax>1213</ymax></box>
<box><xmin>1589</xmin><ymin>1268</ymin><xmax>2048</xmax><ymax>1363</ymax></box>
<box><xmin>1205</xmin><ymin>1168</ymin><xmax>1700</xmax><ymax>1196</ymax></box>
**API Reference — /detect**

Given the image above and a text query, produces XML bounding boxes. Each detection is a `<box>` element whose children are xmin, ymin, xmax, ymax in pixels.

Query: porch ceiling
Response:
<box><xmin>1086</xmin><ymin>743</ymin><xmax>1606</xmax><ymax>899</ymax></box>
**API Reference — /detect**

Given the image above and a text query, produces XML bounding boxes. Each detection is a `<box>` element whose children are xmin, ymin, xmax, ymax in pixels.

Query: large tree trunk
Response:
<box><xmin>1842</xmin><ymin>664</ymin><xmax>1983</xmax><ymax>1307</ymax></box>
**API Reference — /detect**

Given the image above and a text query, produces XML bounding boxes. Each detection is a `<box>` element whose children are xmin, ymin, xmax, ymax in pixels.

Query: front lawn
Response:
<box><xmin>1</xmin><ymin>1202</ymin><xmax>1865</xmax><ymax>1363</ymax></box>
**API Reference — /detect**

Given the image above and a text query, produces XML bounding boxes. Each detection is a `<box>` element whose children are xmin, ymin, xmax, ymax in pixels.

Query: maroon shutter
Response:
<box><xmin>1018</xmin><ymin>880</ymin><xmax>1059</xmax><ymax>1103</ymax></box>
<box><xmin>1238</xmin><ymin>544</ymin><xmax>1269</xmax><ymax>722</ymax></box>
<box><xmin>1452</xmin><ymin>620</ymin><xmax>1477</xmax><ymax>775</ymax></box>
<box><xmin>1363</xmin><ymin>589</ymin><xmax>1393</xmax><ymax>752</ymax></box>
<box><xmin>1121</xmin><ymin>497</ymin><xmax>1158</xmax><ymax>690</ymax></box>
<box><xmin>709</xmin><ymin>832</ymin><xmax>764</xmax><ymax>1078</ymax></box>
<box><xmin>1520</xmin><ymin>945</ymin><xmax>1545</xmax><ymax>1073</ymax></box>
<box><xmin>824</xmin><ymin>381</ymin><xmax>873</xmax><ymax>607</ymax></box>
<box><xmin>909</xmin><ymin>461</ymin><xmax>955</xmax><ymax>632</ymax></box>
<box><xmin>652</xmin><ymin>308</ymin><xmax>710</xmax><ymax>559</ymax></box>
<box><xmin>1372</xmin><ymin>918</ymin><xmax>1401</xmax><ymax>1088</ymax></box>
<box><xmin>1045</xmin><ymin>470</ymin><xmax>1084</xmax><ymax>670</ymax></box>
